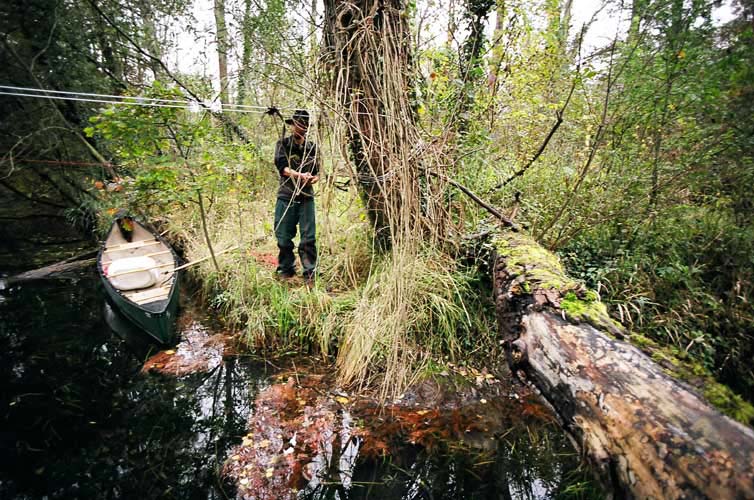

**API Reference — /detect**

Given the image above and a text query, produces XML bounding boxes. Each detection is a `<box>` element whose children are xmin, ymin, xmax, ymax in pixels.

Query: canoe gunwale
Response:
<box><xmin>97</xmin><ymin>219</ymin><xmax>181</xmax><ymax>343</ymax></box>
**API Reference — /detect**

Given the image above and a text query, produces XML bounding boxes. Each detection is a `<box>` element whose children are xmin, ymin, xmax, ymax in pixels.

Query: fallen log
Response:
<box><xmin>8</xmin><ymin>249</ymin><xmax>97</xmax><ymax>283</ymax></box>
<box><xmin>492</xmin><ymin>232</ymin><xmax>754</xmax><ymax>499</ymax></box>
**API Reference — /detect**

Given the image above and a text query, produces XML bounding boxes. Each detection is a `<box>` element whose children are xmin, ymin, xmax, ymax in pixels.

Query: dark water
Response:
<box><xmin>0</xmin><ymin>268</ymin><xmax>602</xmax><ymax>499</ymax></box>
<box><xmin>0</xmin><ymin>269</ymin><xmax>257</xmax><ymax>499</ymax></box>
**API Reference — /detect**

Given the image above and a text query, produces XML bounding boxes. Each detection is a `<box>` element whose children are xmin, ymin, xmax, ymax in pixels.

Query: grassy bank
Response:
<box><xmin>139</xmin><ymin>176</ymin><xmax>498</xmax><ymax>400</ymax></box>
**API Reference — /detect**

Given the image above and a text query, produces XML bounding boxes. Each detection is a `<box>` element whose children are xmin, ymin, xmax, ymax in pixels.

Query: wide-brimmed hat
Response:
<box><xmin>285</xmin><ymin>109</ymin><xmax>310</xmax><ymax>126</ymax></box>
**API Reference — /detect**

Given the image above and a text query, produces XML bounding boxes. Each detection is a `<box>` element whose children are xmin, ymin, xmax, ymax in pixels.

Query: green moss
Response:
<box><xmin>629</xmin><ymin>333</ymin><xmax>659</xmax><ymax>349</ymax></box>
<box><xmin>651</xmin><ymin>350</ymin><xmax>680</xmax><ymax>367</ymax></box>
<box><xmin>703</xmin><ymin>383</ymin><xmax>754</xmax><ymax>424</ymax></box>
<box><xmin>635</xmin><ymin>336</ymin><xmax>753</xmax><ymax>425</ymax></box>
<box><xmin>495</xmin><ymin>233</ymin><xmax>577</xmax><ymax>291</ymax></box>
<box><xmin>560</xmin><ymin>291</ymin><xmax>590</xmax><ymax>316</ymax></box>
<box><xmin>495</xmin><ymin>233</ymin><xmax>624</xmax><ymax>335</ymax></box>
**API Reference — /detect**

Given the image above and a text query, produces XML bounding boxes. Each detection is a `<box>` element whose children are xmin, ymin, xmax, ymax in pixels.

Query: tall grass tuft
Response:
<box><xmin>158</xmin><ymin>167</ymin><xmax>494</xmax><ymax>399</ymax></box>
<box><xmin>336</xmin><ymin>246</ymin><xmax>491</xmax><ymax>400</ymax></box>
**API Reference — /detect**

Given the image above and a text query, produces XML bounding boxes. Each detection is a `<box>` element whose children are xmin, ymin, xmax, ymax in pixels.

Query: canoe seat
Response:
<box><xmin>105</xmin><ymin>239</ymin><xmax>160</xmax><ymax>252</ymax></box>
<box><xmin>126</xmin><ymin>286</ymin><xmax>172</xmax><ymax>305</ymax></box>
<box><xmin>107</xmin><ymin>256</ymin><xmax>158</xmax><ymax>290</ymax></box>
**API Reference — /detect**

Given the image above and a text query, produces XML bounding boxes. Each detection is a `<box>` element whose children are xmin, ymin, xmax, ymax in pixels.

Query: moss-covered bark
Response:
<box><xmin>492</xmin><ymin>230</ymin><xmax>754</xmax><ymax>499</ymax></box>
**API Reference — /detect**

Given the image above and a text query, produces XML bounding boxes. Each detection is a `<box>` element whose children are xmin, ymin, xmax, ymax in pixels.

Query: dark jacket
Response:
<box><xmin>274</xmin><ymin>136</ymin><xmax>320</xmax><ymax>201</ymax></box>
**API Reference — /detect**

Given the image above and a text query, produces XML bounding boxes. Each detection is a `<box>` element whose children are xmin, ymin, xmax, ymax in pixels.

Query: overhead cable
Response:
<box><xmin>0</xmin><ymin>85</ymin><xmax>287</xmax><ymax>114</ymax></box>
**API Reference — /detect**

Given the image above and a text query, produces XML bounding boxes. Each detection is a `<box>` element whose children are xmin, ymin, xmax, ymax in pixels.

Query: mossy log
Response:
<box><xmin>492</xmin><ymin>232</ymin><xmax>754</xmax><ymax>499</ymax></box>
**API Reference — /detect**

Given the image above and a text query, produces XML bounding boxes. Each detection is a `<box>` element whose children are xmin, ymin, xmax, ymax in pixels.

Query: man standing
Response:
<box><xmin>273</xmin><ymin>109</ymin><xmax>320</xmax><ymax>282</ymax></box>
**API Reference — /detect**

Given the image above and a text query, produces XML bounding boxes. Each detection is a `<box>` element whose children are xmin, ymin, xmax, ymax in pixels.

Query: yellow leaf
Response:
<box><xmin>484</xmin><ymin>374</ymin><xmax>494</xmax><ymax>379</ymax></box>
<box><xmin>164</xmin><ymin>350</ymin><xmax>176</xmax><ymax>355</ymax></box>
<box><xmin>265</xmin><ymin>468</ymin><xmax>274</xmax><ymax>478</ymax></box>
<box><xmin>232</xmin><ymin>454</ymin><xmax>241</xmax><ymax>461</ymax></box>
<box><xmin>258</xmin><ymin>439</ymin><xmax>270</xmax><ymax>448</ymax></box>
<box><xmin>240</xmin><ymin>478</ymin><xmax>249</xmax><ymax>486</ymax></box>
<box><xmin>416</xmin><ymin>410</ymin><xmax>430</xmax><ymax>416</ymax></box>
<box><xmin>335</xmin><ymin>396</ymin><xmax>349</xmax><ymax>404</ymax></box>
<box><xmin>480</xmin><ymin>398</ymin><xmax>488</xmax><ymax>404</ymax></box>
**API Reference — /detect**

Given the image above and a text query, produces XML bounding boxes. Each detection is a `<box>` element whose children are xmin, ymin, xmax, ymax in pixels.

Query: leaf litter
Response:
<box><xmin>222</xmin><ymin>360</ymin><xmax>556</xmax><ymax>499</ymax></box>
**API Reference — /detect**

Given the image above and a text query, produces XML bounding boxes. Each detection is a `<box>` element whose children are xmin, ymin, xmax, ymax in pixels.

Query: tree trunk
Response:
<box><xmin>322</xmin><ymin>0</ymin><xmax>420</xmax><ymax>250</ymax></box>
<box><xmin>237</xmin><ymin>0</ymin><xmax>253</xmax><ymax>104</ymax></box>
<box><xmin>492</xmin><ymin>232</ymin><xmax>754</xmax><ymax>499</ymax></box>
<box><xmin>8</xmin><ymin>254</ymin><xmax>97</xmax><ymax>284</ymax></box>
<box><xmin>487</xmin><ymin>0</ymin><xmax>507</xmax><ymax>95</ymax></box>
<box><xmin>456</xmin><ymin>0</ymin><xmax>494</xmax><ymax>133</ymax></box>
<box><xmin>627</xmin><ymin>0</ymin><xmax>648</xmax><ymax>46</ymax></box>
<box><xmin>141</xmin><ymin>7</ymin><xmax>164</xmax><ymax>80</ymax></box>
<box><xmin>214</xmin><ymin>0</ymin><xmax>230</xmax><ymax>106</ymax></box>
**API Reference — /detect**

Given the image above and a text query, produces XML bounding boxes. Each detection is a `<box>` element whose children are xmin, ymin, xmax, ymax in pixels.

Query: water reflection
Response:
<box><xmin>224</xmin><ymin>372</ymin><xmax>600</xmax><ymax>500</ymax></box>
<box><xmin>0</xmin><ymin>268</ymin><xmax>602</xmax><ymax>500</ymax></box>
<box><xmin>0</xmin><ymin>270</ymin><xmax>261</xmax><ymax>499</ymax></box>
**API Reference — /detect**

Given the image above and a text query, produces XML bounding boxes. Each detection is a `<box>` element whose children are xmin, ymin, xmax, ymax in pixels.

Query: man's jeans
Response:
<box><xmin>274</xmin><ymin>198</ymin><xmax>316</xmax><ymax>278</ymax></box>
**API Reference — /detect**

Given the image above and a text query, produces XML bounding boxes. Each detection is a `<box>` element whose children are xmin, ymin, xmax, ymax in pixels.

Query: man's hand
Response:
<box><xmin>283</xmin><ymin>168</ymin><xmax>313</xmax><ymax>183</ymax></box>
<box><xmin>299</xmin><ymin>172</ymin><xmax>313</xmax><ymax>183</ymax></box>
<box><xmin>308</xmin><ymin>175</ymin><xmax>320</xmax><ymax>185</ymax></box>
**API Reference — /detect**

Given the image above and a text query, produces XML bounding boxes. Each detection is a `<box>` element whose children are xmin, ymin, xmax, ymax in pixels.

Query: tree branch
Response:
<box><xmin>424</xmin><ymin>169</ymin><xmax>518</xmax><ymax>231</ymax></box>
<box><xmin>488</xmin><ymin>71</ymin><xmax>578</xmax><ymax>193</ymax></box>
<box><xmin>86</xmin><ymin>0</ymin><xmax>250</xmax><ymax>143</ymax></box>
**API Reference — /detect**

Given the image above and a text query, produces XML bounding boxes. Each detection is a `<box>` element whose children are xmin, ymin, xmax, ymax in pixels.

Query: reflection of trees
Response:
<box><xmin>289</xmin><ymin>414</ymin><xmax>588</xmax><ymax>499</ymax></box>
<box><xmin>1</xmin><ymin>275</ymin><xmax>260</xmax><ymax>499</ymax></box>
<box><xmin>125</xmin><ymin>358</ymin><xmax>254</xmax><ymax>498</ymax></box>
<box><xmin>339</xmin><ymin>423</ymin><xmax>584</xmax><ymax>500</ymax></box>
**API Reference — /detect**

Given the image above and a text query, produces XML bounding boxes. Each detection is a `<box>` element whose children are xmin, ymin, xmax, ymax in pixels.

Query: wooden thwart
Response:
<box><xmin>126</xmin><ymin>286</ymin><xmax>171</xmax><ymax>304</ymax></box>
<box><xmin>101</xmin><ymin>249</ymin><xmax>172</xmax><ymax>267</ymax></box>
<box><xmin>104</xmin><ymin>239</ymin><xmax>160</xmax><ymax>252</ymax></box>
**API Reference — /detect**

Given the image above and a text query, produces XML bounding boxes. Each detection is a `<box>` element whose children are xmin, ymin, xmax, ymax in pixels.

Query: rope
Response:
<box><xmin>0</xmin><ymin>84</ymin><xmax>294</xmax><ymax>112</ymax></box>
<box><xmin>6</xmin><ymin>158</ymin><xmax>115</xmax><ymax>168</ymax></box>
<box><xmin>0</xmin><ymin>85</ymin><xmax>396</xmax><ymax>118</ymax></box>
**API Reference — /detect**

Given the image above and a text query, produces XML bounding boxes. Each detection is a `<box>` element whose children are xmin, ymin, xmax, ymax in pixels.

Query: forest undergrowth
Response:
<box><xmin>154</xmin><ymin>174</ymin><xmax>499</xmax><ymax>401</ymax></box>
<box><xmin>7</xmin><ymin>0</ymin><xmax>752</xmax><ymax>420</ymax></box>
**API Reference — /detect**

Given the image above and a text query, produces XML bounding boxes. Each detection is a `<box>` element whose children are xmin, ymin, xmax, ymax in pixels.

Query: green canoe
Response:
<box><xmin>97</xmin><ymin>218</ymin><xmax>180</xmax><ymax>344</ymax></box>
